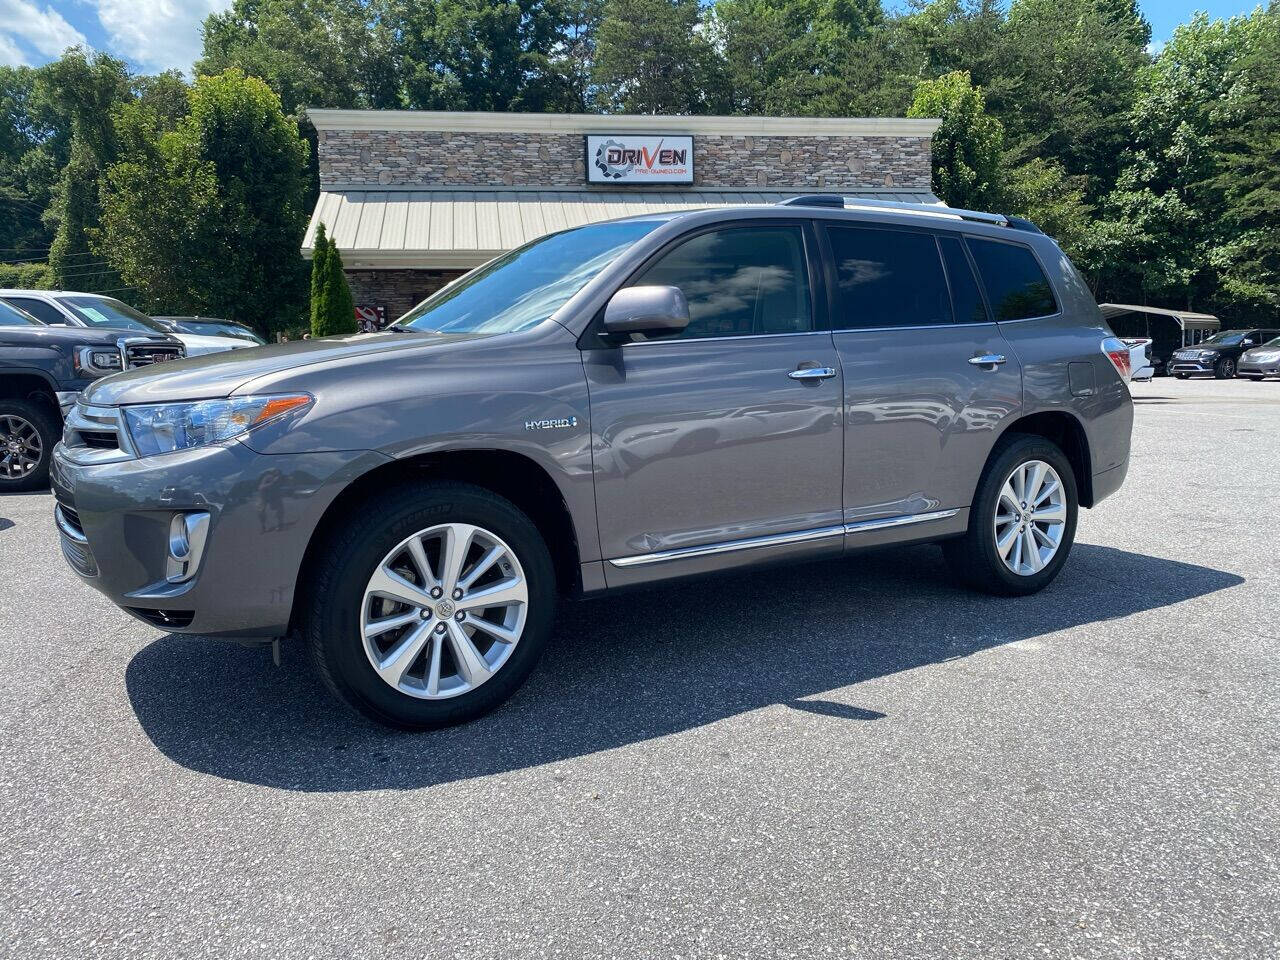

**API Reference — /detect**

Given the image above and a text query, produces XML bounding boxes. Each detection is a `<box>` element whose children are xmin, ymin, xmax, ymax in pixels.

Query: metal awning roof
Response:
<box><xmin>304</xmin><ymin>188</ymin><xmax>942</xmax><ymax>269</ymax></box>
<box><xmin>1098</xmin><ymin>303</ymin><xmax>1220</xmax><ymax>329</ymax></box>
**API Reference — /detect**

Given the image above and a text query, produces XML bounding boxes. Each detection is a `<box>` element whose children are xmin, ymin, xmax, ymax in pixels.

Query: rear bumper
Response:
<box><xmin>1090</xmin><ymin>458</ymin><xmax>1128</xmax><ymax>507</ymax></box>
<box><xmin>51</xmin><ymin>440</ymin><xmax>388</xmax><ymax>637</ymax></box>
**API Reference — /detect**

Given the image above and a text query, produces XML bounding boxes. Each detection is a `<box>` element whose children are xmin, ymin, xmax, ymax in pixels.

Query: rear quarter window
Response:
<box><xmin>966</xmin><ymin>238</ymin><xmax>1058</xmax><ymax>321</ymax></box>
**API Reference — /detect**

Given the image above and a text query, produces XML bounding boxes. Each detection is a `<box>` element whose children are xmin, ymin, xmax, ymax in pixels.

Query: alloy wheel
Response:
<box><xmin>993</xmin><ymin>459</ymin><xmax>1067</xmax><ymax>576</ymax></box>
<box><xmin>360</xmin><ymin>522</ymin><xmax>528</xmax><ymax>699</ymax></box>
<box><xmin>0</xmin><ymin>415</ymin><xmax>42</xmax><ymax>480</ymax></box>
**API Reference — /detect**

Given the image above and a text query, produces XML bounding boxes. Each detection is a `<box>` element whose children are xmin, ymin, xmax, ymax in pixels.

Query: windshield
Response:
<box><xmin>183</xmin><ymin>321</ymin><xmax>265</xmax><ymax>344</ymax></box>
<box><xmin>1201</xmin><ymin>329</ymin><xmax>1247</xmax><ymax>346</ymax></box>
<box><xmin>62</xmin><ymin>295</ymin><xmax>164</xmax><ymax>333</ymax></box>
<box><xmin>0</xmin><ymin>300</ymin><xmax>40</xmax><ymax>326</ymax></box>
<box><xmin>1261</xmin><ymin>337</ymin><xmax>1280</xmax><ymax>349</ymax></box>
<box><xmin>397</xmin><ymin>219</ymin><xmax>666</xmax><ymax>333</ymax></box>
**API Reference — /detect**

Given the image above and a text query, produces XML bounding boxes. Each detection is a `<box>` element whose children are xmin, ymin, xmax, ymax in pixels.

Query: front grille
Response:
<box><xmin>79</xmin><ymin>431</ymin><xmax>117</xmax><ymax>449</ymax></box>
<box><xmin>58</xmin><ymin>502</ymin><xmax>84</xmax><ymax>535</ymax></box>
<box><xmin>62</xmin><ymin>403</ymin><xmax>132</xmax><ymax>464</ymax></box>
<box><xmin>60</xmin><ymin>533</ymin><xmax>98</xmax><ymax>577</ymax></box>
<box><xmin>54</xmin><ymin>503</ymin><xmax>97</xmax><ymax>577</ymax></box>
<box><xmin>125</xmin><ymin>344</ymin><xmax>182</xmax><ymax>367</ymax></box>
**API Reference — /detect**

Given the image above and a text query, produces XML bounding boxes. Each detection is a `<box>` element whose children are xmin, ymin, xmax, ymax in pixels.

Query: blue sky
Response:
<box><xmin>0</xmin><ymin>0</ymin><xmax>1266</xmax><ymax>75</ymax></box>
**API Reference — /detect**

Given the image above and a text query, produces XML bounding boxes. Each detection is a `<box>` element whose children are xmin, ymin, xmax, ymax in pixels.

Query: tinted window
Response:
<box><xmin>5</xmin><ymin>297</ymin><xmax>66</xmax><ymax>325</ymax></box>
<box><xmin>938</xmin><ymin>236</ymin><xmax>988</xmax><ymax>324</ymax></box>
<box><xmin>966</xmin><ymin>238</ymin><xmax>1057</xmax><ymax>321</ymax></box>
<box><xmin>631</xmin><ymin>225</ymin><xmax>812</xmax><ymax>339</ymax></box>
<box><xmin>400</xmin><ymin>219</ymin><xmax>663</xmax><ymax>334</ymax></box>
<box><xmin>825</xmin><ymin>226</ymin><xmax>951</xmax><ymax>329</ymax></box>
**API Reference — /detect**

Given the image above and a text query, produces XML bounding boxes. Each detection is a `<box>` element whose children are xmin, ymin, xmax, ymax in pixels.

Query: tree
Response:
<box><xmin>1088</xmin><ymin>13</ymin><xmax>1252</xmax><ymax>308</ymax></box>
<box><xmin>593</xmin><ymin>0</ymin><xmax>726</xmax><ymax>113</ymax></box>
<box><xmin>198</xmin><ymin>0</ymin><xmax>401</xmax><ymax>115</ymax></box>
<box><xmin>710</xmin><ymin>0</ymin><xmax>883</xmax><ymax>115</ymax></box>
<box><xmin>97</xmin><ymin>70</ymin><xmax>311</xmax><ymax>334</ymax></box>
<box><xmin>37</xmin><ymin>50</ymin><xmax>132</xmax><ymax>292</ymax></box>
<box><xmin>909</xmin><ymin>71</ymin><xmax>1003</xmax><ymax>209</ymax></box>
<box><xmin>312</xmin><ymin>236</ymin><xmax>356</xmax><ymax>336</ymax></box>
<box><xmin>310</xmin><ymin>220</ymin><xmax>330</xmax><ymax>319</ymax></box>
<box><xmin>392</xmin><ymin>0</ymin><xmax>579</xmax><ymax>111</ymax></box>
<box><xmin>988</xmin><ymin>0</ymin><xmax>1150</xmax><ymax>199</ymax></box>
<box><xmin>1208</xmin><ymin>5</ymin><xmax>1280</xmax><ymax>317</ymax></box>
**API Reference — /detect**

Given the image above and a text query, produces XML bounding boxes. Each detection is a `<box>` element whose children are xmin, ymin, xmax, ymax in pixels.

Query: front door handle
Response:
<box><xmin>788</xmin><ymin>366</ymin><xmax>838</xmax><ymax>381</ymax></box>
<box><xmin>968</xmin><ymin>354</ymin><xmax>1007</xmax><ymax>367</ymax></box>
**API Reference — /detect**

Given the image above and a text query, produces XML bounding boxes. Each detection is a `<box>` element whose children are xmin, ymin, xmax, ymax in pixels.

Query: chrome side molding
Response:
<box><xmin>844</xmin><ymin>509</ymin><xmax>958</xmax><ymax>533</ymax></box>
<box><xmin>608</xmin><ymin>509</ymin><xmax>960</xmax><ymax>568</ymax></box>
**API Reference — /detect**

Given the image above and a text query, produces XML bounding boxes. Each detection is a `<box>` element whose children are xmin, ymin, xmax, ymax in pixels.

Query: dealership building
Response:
<box><xmin>303</xmin><ymin>109</ymin><xmax>942</xmax><ymax>321</ymax></box>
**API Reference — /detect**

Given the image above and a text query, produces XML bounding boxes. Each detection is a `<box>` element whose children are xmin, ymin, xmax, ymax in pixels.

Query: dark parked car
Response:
<box><xmin>1168</xmin><ymin>327</ymin><xmax>1280</xmax><ymax>379</ymax></box>
<box><xmin>1237</xmin><ymin>336</ymin><xmax>1280</xmax><ymax>380</ymax></box>
<box><xmin>0</xmin><ymin>298</ymin><xmax>182</xmax><ymax>490</ymax></box>
<box><xmin>153</xmin><ymin>316</ymin><xmax>267</xmax><ymax>345</ymax></box>
<box><xmin>52</xmin><ymin>198</ymin><xmax>1133</xmax><ymax>729</ymax></box>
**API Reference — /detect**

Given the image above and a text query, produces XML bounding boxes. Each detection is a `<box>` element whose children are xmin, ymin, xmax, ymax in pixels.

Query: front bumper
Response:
<box><xmin>1238</xmin><ymin>361</ymin><xmax>1279</xmax><ymax>377</ymax></box>
<box><xmin>51</xmin><ymin>439</ymin><xmax>388</xmax><ymax>637</ymax></box>
<box><xmin>1168</xmin><ymin>360</ymin><xmax>1215</xmax><ymax>374</ymax></box>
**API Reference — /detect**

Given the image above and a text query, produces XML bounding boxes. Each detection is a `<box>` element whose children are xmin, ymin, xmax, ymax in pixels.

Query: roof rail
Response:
<box><xmin>777</xmin><ymin>194</ymin><xmax>1021</xmax><ymax>229</ymax></box>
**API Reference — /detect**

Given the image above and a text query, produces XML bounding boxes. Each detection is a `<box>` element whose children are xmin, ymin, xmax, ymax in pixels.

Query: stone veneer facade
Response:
<box><xmin>347</xmin><ymin>268</ymin><xmax>462</xmax><ymax>321</ymax></box>
<box><xmin>315</xmin><ymin>113</ymin><xmax>936</xmax><ymax>315</ymax></box>
<box><xmin>319</xmin><ymin>130</ymin><xmax>931</xmax><ymax>192</ymax></box>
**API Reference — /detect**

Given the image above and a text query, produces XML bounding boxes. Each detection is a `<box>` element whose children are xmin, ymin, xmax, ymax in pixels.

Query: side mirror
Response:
<box><xmin>602</xmin><ymin>285</ymin><xmax>690</xmax><ymax>339</ymax></box>
<box><xmin>1242</xmin><ymin>339</ymin><xmax>1255</xmax><ymax>347</ymax></box>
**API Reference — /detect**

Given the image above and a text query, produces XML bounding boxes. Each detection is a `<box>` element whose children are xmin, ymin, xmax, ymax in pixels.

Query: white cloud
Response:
<box><xmin>88</xmin><ymin>0</ymin><xmax>231</xmax><ymax>73</ymax></box>
<box><xmin>0</xmin><ymin>0</ymin><xmax>88</xmax><ymax>65</ymax></box>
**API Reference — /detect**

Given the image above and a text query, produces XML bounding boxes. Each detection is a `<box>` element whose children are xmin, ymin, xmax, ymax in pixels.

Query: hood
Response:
<box><xmin>83</xmin><ymin>329</ymin><xmax>483</xmax><ymax>405</ymax></box>
<box><xmin>0</xmin><ymin>324</ymin><xmax>174</xmax><ymax>348</ymax></box>
<box><xmin>173</xmin><ymin>332</ymin><xmax>256</xmax><ymax>355</ymax></box>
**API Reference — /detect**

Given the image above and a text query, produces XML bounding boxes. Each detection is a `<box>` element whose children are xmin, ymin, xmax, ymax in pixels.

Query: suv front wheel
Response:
<box><xmin>943</xmin><ymin>434</ymin><xmax>1079</xmax><ymax>596</ymax></box>
<box><xmin>304</xmin><ymin>481</ymin><xmax>557</xmax><ymax>729</ymax></box>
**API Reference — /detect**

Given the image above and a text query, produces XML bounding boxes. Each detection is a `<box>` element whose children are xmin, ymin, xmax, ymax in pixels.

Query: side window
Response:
<box><xmin>4</xmin><ymin>297</ymin><xmax>65</xmax><ymax>325</ymax></box>
<box><xmin>629</xmin><ymin>225</ymin><xmax>812</xmax><ymax>339</ymax></box>
<box><xmin>965</xmin><ymin>238</ymin><xmax>1058</xmax><ymax>321</ymax></box>
<box><xmin>938</xmin><ymin>235</ymin><xmax>988</xmax><ymax>324</ymax></box>
<box><xmin>825</xmin><ymin>225</ymin><xmax>951</xmax><ymax>329</ymax></box>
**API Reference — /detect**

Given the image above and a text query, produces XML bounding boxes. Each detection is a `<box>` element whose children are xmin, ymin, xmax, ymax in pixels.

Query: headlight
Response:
<box><xmin>122</xmin><ymin>394</ymin><xmax>312</xmax><ymax>456</ymax></box>
<box><xmin>74</xmin><ymin>346</ymin><xmax>123</xmax><ymax>376</ymax></box>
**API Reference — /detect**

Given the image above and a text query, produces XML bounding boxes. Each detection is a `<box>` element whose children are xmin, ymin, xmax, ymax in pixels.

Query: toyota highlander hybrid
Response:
<box><xmin>51</xmin><ymin>198</ymin><xmax>1134</xmax><ymax>729</ymax></box>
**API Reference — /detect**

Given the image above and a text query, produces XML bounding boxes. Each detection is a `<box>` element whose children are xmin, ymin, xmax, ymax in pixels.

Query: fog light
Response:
<box><xmin>166</xmin><ymin>511</ymin><xmax>210</xmax><ymax>583</ymax></box>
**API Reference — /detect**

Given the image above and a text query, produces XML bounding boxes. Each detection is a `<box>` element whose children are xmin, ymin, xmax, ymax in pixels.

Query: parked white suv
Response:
<box><xmin>0</xmin><ymin>290</ymin><xmax>251</xmax><ymax>357</ymax></box>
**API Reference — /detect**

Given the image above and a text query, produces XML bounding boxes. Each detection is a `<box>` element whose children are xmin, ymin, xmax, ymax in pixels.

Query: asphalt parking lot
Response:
<box><xmin>1</xmin><ymin>376</ymin><xmax>1277</xmax><ymax>958</ymax></box>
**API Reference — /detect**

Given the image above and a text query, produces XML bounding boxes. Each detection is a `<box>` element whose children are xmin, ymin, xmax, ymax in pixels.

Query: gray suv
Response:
<box><xmin>51</xmin><ymin>199</ymin><xmax>1134</xmax><ymax>729</ymax></box>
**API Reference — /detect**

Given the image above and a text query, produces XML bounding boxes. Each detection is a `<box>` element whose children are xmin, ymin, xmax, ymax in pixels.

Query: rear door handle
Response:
<box><xmin>968</xmin><ymin>354</ymin><xmax>1006</xmax><ymax>367</ymax></box>
<box><xmin>788</xmin><ymin>366</ymin><xmax>838</xmax><ymax>381</ymax></box>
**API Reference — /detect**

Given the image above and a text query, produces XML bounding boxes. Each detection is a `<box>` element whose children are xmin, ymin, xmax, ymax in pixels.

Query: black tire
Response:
<box><xmin>1214</xmin><ymin>357</ymin><xmax>1236</xmax><ymax>379</ymax></box>
<box><xmin>303</xmin><ymin>480</ymin><xmax>557</xmax><ymax>729</ymax></box>
<box><xmin>0</xmin><ymin>398</ymin><xmax>59</xmax><ymax>492</ymax></box>
<box><xmin>942</xmin><ymin>434</ymin><xmax>1079</xmax><ymax>597</ymax></box>
<box><xmin>1174</xmin><ymin>373</ymin><xmax>1189</xmax><ymax>380</ymax></box>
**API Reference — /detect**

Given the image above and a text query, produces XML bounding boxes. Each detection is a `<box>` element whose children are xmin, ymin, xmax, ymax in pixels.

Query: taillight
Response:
<box><xmin>1102</xmin><ymin>336</ymin><xmax>1132</xmax><ymax>382</ymax></box>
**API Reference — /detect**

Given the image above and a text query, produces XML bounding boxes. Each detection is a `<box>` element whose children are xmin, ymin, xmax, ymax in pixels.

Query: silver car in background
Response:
<box><xmin>1238</xmin><ymin>336</ymin><xmax>1280</xmax><ymax>380</ymax></box>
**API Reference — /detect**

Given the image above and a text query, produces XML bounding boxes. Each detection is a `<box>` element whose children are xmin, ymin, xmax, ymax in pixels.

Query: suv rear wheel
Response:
<box><xmin>943</xmin><ymin>434</ymin><xmax>1079</xmax><ymax>596</ymax></box>
<box><xmin>0</xmin><ymin>399</ymin><xmax>58</xmax><ymax>492</ymax></box>
<box><xmin>303</xmin><ymin>481</ymin><xmax>557</xmax><ymax>729</ymax></box>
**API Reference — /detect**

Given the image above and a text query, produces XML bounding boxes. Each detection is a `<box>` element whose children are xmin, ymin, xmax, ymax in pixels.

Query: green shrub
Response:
<box><xmin>0</xmin><ymin>262</ymin><xmax>54</xmax><ymax>290</ymax></box>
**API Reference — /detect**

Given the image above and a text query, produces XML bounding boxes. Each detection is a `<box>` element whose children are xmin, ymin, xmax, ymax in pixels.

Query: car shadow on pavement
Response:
<box><xmin>125</xmin><ymin>542</ymin><xmax>1242</xmax><ymax>792</ymax></box>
